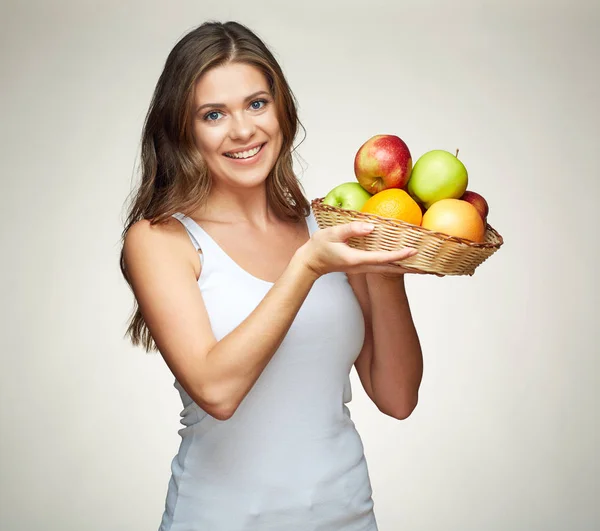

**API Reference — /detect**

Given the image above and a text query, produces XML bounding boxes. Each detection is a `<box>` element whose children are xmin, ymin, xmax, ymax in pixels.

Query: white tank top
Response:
<box><xmin>159</xmin><ymin>207</ymin><xmax>378</xmax><ymax>531</ymax></box>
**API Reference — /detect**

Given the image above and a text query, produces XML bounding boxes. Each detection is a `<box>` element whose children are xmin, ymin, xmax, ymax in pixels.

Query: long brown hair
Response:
<box><xmin>119</xmin><ymin>21</ymin><xmax>309</xmax><ymax>352</ymax></box>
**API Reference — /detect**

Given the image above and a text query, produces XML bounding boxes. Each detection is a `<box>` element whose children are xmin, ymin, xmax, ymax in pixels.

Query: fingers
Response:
<box><xmin>346</xmin><ymin>246</ymin><xmax>418</xmax><ymax>265</ymax></box>
<box><xmin>328</xmin><ymin>222</ymin><xmax>417</xmax><ymax>263</ymax></box>
<box><xmin>328</xmin><ymin>221</ymin><xmax>375</xmax><ymax>242</ymax></box>
<box><xmin>346</xmin><ymin>263</ymin><xmax>425</xmax><ymax>275</ymax></box>
<box><xmin>319</xmin><ymin>222</ymin><xmax>446</xmax><ymax>276</ymax></box>
<box><xmin>347</xmin><ymin>264</ymin><xmax>438</xmax><ymax>276</ymax></box>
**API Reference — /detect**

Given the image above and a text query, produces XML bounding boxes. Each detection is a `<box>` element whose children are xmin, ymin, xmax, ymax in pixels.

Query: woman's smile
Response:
<box><xmin>223</xmin><ymin>142</ymin><xmax>267</xmax><ymax>164</ymax></box>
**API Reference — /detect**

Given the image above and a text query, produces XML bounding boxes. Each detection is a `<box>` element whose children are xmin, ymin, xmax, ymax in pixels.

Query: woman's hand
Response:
<box><xmin>296</xmin><ymin>221</ymin><xmax>426</xmax><ymax>278</ymax></box>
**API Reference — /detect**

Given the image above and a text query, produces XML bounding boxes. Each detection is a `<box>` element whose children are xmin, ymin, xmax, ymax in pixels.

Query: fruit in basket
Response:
<box><xmin>407</xmin><ymin>150</ymin><xmax>468</xmax><ymax>208</ymax></box>
<box><xmin>354</xmin><ymin>135</ymin><xmax>412</xmax><ymax>194</ymax></box>
<box><xmin>460</xmin><ymin>190</ymin><xmax>489</xmax><ymax>222</ymax></box>
<box><xmin>421</xmin><ymin>198</ymin><xmax>485</xmax><ymax>242</ymax></box>
<box><xmin>361</xmin><ymin>189</ymin><xmax>422</xmax><ymax>226</ymax></box>
<box><xmin>323</xmin><ymin>182</ymin><xmax>372</xmax><ymax>211</ymax></box>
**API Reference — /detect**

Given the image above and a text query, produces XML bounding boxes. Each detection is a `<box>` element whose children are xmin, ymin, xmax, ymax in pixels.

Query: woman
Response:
<box><xmin>120</xmin><ymin>20</ymin><xmax>423</xmax><ymax>531</ymax></box>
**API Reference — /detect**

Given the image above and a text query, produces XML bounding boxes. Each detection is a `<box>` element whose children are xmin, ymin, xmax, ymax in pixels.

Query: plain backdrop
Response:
<box><xmin>1</xmin><ymin>1</ymin><xmax>598</xmax><ymax>530</ymax></box>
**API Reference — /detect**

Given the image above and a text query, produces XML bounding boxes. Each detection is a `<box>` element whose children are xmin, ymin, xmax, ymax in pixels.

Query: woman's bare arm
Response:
<box><xmin>123</xmin><ymin>219</ymin><xmax>415</xmax><ymax>420</ymax></box>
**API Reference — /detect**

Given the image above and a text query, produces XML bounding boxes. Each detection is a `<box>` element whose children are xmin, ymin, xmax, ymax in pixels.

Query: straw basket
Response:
<box><xmin>311</xmin><ymin>197</ymin><xmax>504</xmax><ymax>276</ymax></box>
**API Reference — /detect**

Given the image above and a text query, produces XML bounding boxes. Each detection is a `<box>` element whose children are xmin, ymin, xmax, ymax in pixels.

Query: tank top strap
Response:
<box><xmin>172</xmin><ymin>212</ymin><xmax>216</xmax><ymax>268</ymax></box>
<box><xmin>173</xmin><ymin>207</ymin><xmax>318</xmax><ymax>285</ymax></box>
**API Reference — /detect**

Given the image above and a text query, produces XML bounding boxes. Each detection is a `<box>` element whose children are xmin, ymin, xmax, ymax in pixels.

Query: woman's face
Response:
<box><xmin>191</xmin><ymin>62</ymin><xmax>283</xmax><ymax>190</ymax></box>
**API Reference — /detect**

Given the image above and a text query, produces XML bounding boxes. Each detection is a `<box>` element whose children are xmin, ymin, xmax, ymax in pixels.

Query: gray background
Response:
<box><xmin>1</xmin><ymin>0</ymin><xmax>598</xmax><ymax>530</ymax></box>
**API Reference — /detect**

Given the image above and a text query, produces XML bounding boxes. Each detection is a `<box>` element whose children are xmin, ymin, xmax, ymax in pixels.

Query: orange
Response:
<box><xmin>360</xmin><ymin>188</ymin><xmax>422</xmax><ymax>226</ymax></box>
<box><xmin>421</xmin><ymin>199</ymin><xmax>485</xmax><ymax>242</ymax></box>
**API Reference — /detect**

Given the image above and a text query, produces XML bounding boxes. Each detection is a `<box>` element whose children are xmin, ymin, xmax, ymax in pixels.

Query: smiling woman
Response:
<box><xmin>120</xmin><ymin>22</ymin><xmax>307</xmax><ymax>244</ymax></box>
<box><xmin>190</xmin><ymin>63</ymin><xmax>283</xmax><ymax>183</ymax></box>
<box><xmin>119</xmin><ymin>19</ymin><xmax>422</xmax><ymax>531</ymax></box>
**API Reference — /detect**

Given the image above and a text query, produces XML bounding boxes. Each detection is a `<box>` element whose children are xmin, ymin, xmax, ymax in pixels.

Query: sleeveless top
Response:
<box><xmin>159</xmin><ymin>207</ymin><xmax>378</xmax><ymax>531</ymax></box>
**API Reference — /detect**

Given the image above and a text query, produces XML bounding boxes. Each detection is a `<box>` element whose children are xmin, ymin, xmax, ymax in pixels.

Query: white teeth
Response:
<box><xmin>225</xmin><ymin>144</ymin><xmax>263</xmax><ymax>159</ymax></box>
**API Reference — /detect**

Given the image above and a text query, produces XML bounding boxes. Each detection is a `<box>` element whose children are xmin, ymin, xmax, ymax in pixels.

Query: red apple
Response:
<box><xmin>354</xmin><ymin>134</ymin><xmax>412</xmax><ymax>194</ymax></box>
<box><xmin>461</xmin><ymin>190</ymin><xmax>489</xmax><ymax>222</ymax></box>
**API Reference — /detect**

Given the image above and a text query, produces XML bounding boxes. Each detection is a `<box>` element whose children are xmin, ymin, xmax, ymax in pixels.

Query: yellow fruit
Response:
<box><xmin>360</xmin><ymin>188</ymin><xmax>422</xmax><ymax>226</ymax></box>
<box><xmin>421</xmin><ymin>199</ymin><xmax>485</xmax><ymax>242</ymax></box>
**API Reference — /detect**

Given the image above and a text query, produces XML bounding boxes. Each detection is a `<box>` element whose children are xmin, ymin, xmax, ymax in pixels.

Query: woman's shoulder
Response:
<box><xmin>123</xmin><ymin>216</ymin><xmax>201</xmax><ymax>279</ymax></box>
<box><xmin>125</xmin><ymin>216</ymin><xmax>190</xmax><ymax>247</ymax></box>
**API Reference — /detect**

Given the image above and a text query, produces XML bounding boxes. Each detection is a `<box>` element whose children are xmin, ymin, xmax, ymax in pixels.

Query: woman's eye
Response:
<box><xmin>203</xmin><ymin>100</ymin><xmax>267</xmax><ymax>121</ymax></box>
<box><xmin>250</xmin><ymin>99</ymin><xmax>267</xmax><ymax>110</ymax></box>
<box><xmin>204</xmin><ymin>111</ymin><xmax>223</xmax><ymax>121</ymax></box>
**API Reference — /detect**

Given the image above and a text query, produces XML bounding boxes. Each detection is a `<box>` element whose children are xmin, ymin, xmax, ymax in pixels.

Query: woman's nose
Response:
<box><xmin>229</xmin><ymin>112</ymin><xmax>256</xmax><ymax>141</ymax></box>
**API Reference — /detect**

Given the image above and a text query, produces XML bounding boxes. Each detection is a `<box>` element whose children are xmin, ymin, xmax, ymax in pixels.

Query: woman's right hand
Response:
<box><xmin>296</xmin><ymin>221</ymin><xmax>420</xmax><ymax>278</ymax></box>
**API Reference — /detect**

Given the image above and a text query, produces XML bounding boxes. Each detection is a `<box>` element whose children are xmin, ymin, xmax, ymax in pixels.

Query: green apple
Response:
<box><xmin>323</xmin><ymin>182</ymin><xmax>372</xmax><ymax>211</ymax></box>
<box><xmin>407</xmin><ymin>150</ymin><xmax>468</xmax><ymax>208</ymax></box>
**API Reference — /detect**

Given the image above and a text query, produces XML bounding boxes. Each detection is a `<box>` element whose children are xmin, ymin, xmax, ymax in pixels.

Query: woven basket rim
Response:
<box><xmin>311</xmin><ymin>197</ymin><xmax>504</xmax><ymax>250</ymax></box>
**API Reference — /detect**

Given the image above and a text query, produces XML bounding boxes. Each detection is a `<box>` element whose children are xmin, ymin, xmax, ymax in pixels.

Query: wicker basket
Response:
<box><xmin>311</xmin><ymin>197</ymin><xmax>504</xmax><ymax>276</ymax></box>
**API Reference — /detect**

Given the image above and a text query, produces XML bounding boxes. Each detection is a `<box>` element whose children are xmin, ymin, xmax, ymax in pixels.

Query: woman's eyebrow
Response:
<box><xmin>195</xmin><ymin>90</ymin><xmax>270</xmax><ymax>113</ymax></box>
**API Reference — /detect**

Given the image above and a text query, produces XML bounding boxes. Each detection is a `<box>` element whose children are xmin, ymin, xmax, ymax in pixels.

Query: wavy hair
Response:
<box><xmin>119</xmin><ymin>21</ymin><xmax>309</xmax><ymax>352</ymax></box>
